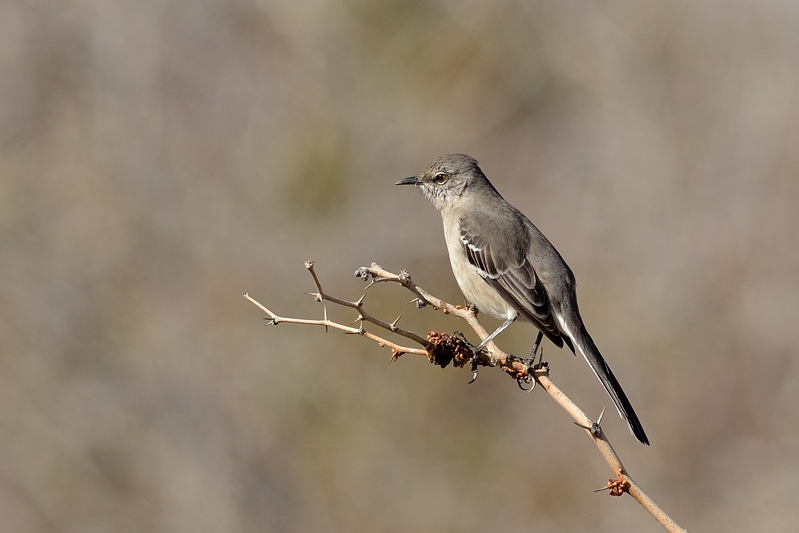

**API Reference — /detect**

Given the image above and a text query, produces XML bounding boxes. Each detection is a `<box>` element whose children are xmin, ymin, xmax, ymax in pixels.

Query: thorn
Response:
<box><xmin>390</xmin><ymin>314</ymin><xmax>403</xmax><ymax>331</ymax></box>
<box><xmin>588</xmin><ymin>407</ymin><xmax>606</xmax><ymax>437</ymax></box>
<box><xmin>596</xmin><ymin>406</ymin><xmax>607</xmax><ymax>426</ymax></box>
<box><xmin>355</xmin><ymin>294</ymin><xmax>366</xmax><ymax>307</ymax></box>
<box><xmin>305</xmin><ymin>291</ymin><xmax>324</xmax><ymax>303</ymax></box>
<box><xmin>407</xmin><ymin>297</ymin><xmax>427</xmax><ymax>309</ymax></box>
<box><xmin>263</xmin><ymin>318</ymin><xmax>277</xmax><ymax>326</ymax></box>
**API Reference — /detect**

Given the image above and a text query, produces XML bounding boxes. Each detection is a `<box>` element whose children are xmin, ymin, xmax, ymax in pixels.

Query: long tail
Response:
<box><xmin>568</xmin><ymin>327</ymin><xmax>649</xmax><ymax>445</ymax></box>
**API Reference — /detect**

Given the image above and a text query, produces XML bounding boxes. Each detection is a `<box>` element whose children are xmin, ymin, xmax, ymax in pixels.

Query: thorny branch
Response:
<box><xmin>244</xmin><ymin>261</ymin><xmax>687</xmax><ymax>533</ymax></box>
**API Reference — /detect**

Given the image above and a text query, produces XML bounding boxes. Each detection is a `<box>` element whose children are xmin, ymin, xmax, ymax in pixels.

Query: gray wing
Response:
<box><xmin>458</xmin><ymin>214</ymin><xmax>564</xmax><ymax>347</ymax></box>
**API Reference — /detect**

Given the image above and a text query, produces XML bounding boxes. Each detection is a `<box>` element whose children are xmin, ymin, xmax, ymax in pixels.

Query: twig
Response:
<box><xmin>245</xmin><ymin>262</ymin><xmax>687</xmax><ymax>533</ymax></box>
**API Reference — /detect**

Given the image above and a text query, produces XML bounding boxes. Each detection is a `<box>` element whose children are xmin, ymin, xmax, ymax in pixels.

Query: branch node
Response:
<box><xmin>398</xmin><ymin>269</ymin><xmax>411</xmax><ymax>283</ymax></box>
<box><xmin>354</xmin><ymin>266</ymin><xmax>374</xmax><ymax>283</ymax></box>
<box><xmin>573</xmin><ymin>405</ymin><xmax>606</xmax><ymax>438</ymax></box>
<box><xmin>409</xmin><ymin>297</ymin><xmax>427</xmax><ymax>309</ymax></box>
<box><xmin>593</xmin><ymin>476</ymin><xmax>630</xmax><ymax>497</ymax></box>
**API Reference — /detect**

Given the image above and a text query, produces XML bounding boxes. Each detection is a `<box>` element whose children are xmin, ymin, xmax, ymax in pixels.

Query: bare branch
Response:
<box><xmin>356</xmin><ymin>263</ymin><xmax>499</xmax><ymax>368</ymax></box>
<box><xmin>302</xmin><ymin>261</ymin><xmax>430</xmax><ymax>348</ymax></box>
<box><xmin>245</xmin><ymin>263</ymin><xmax>687</xmax><ymax>533</ymax></box>
<box><xmin>244</xmin><ymin>292</ymin><xmax>427</xmax><ymax>358</ymax></box>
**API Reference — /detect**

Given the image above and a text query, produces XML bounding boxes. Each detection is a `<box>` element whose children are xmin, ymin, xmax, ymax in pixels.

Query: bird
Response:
<box><xmin>396</xmin><ymin>154</ymin><xmax>649</xmax><ymax>445</ymax></box>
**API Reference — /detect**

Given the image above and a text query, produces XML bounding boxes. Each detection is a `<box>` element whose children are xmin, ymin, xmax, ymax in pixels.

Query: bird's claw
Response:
<box><xmin>468</xmin><ymin>356</ymin><xmax>479</xmax><ymax>384</ymax></box>
<box><xmin>516</xmin><ymin>375</ymin><xmax>534</xmax><ymax>391</ymax></box>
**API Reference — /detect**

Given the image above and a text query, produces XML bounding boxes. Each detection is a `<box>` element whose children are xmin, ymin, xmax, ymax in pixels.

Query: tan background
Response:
<box><xmin>2</xmin><ymin>1</ymin><xmax>798</xmax><ymax>531</ymax></box>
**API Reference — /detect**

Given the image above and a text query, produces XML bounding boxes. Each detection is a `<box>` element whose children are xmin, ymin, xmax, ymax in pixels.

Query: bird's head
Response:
<box><xmin>396</xmin><ymin>153</ymin><xmax>488</xmax><ymax>211</ymax></box>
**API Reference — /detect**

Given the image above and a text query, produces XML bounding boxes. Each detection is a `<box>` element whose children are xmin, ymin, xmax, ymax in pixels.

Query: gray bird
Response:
<box><xmin>396</xmin><ymin>154</ymin><xmax>649</xmax><ymax>445</ymax></box>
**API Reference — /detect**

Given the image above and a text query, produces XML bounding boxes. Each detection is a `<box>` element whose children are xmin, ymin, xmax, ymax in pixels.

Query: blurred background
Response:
<box><xmin>2</xmin><ymin>1</ymin><xmax>798</xmax><ymax>531</ymax></box>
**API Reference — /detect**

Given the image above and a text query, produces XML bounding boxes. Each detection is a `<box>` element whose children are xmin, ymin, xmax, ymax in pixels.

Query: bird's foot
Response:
<box><xmin>522</xmin><ymin>351</ymin><xmax>548</xmax><ymax>393</ymax></box>
<box><xmin>525</xmin><ymin>346</ymin><xmax>546</xmax><ymax>373</ymax></box>
<box><xmin>453</xmin><ymin>332</ymin><xmax>484</xmax><ymax>384</ymax></box>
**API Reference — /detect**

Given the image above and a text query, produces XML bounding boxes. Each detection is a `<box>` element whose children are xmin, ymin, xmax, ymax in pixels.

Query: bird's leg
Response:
<box><xmin>473</xmin><ymin>316</ymin><xmax>515</xmax><ymax>353</ymax></box>
<box><xmin>518</xmin><ymin>332</ymin><xmax>546</xmax><ymax>392</ymax></box>
<box><xmin>525</xmin><ymin>331</ymin><xmax>544</xmax><ymax>368</ymax></box>
<box><xmin>468</xmin><ymin>316</ymin><xmax>515</xmax><ymax>384</ymax></box>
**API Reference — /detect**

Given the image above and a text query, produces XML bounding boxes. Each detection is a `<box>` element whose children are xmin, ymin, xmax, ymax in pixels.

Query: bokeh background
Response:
<box><xmin>2</xmin><ymin>1</ymin><xmax>798</xmax><ymax>531</ymax></box>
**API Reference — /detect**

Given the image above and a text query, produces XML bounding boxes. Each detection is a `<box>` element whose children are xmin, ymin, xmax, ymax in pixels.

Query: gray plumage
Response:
<box><xmin>396</xmin><ymin>154</ymin><xmax>649</xmax><ymax>445</ymax></box>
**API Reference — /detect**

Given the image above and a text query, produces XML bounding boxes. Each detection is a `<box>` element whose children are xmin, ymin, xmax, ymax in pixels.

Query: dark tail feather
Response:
<box><xmin>572</xmin><ymin>329</ymin><xmax>649</xmax><ymax>445</ymax></box>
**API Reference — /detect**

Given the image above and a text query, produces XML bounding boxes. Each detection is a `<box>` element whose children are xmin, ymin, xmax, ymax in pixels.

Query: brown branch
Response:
<box><xmin>245</xmin><ymin>262</ymin><xmax>687</xmax><ymax>533</ymax></box>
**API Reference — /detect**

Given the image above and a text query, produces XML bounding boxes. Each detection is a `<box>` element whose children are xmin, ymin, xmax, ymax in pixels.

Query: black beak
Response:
<box><xmin>395</xmin><ymin>176</ymin><xmax>420</xmax><ymax>186</ymax></box>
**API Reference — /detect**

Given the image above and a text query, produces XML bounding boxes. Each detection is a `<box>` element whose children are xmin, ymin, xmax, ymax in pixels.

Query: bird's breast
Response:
<box><xmin>442</xmin><ymin>218</ymin><xmax>517</xmax><ymax>320</ymax></box>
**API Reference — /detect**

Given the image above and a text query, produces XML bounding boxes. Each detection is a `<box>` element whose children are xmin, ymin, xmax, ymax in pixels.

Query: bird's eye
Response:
<box><xmin>434</xmin><ymin>172</ymin><xmax>449</xmax><ymax>184</ymax></box>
